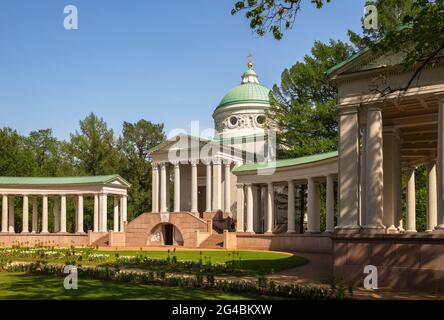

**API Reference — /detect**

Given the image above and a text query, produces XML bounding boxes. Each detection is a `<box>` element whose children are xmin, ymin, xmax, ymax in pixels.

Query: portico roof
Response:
<box><xmin>233</xmin><ymin>151</ymin><xmax>338</xmax><ymax>173</ymax></box>
<box><xmin>0</xmin><ymin>174</ymin><xmax>131</xmax><ymax>187</ymax></box>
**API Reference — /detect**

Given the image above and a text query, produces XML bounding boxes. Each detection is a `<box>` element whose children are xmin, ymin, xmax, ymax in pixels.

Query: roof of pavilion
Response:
<box><xmin>0</xmin><ymin>174</ymin><xmax>131</xmax><ymax>187</ymax></box>
<box><xmin>233</xmin><ymin>151</ymin><xmax>338</xmax><ymax>174</ymax></box>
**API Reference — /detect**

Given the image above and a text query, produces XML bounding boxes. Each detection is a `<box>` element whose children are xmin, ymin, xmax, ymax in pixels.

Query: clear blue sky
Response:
<box><xmin>0</xmin><ymin>0</ymin><xmax>366</xmax><ymax>140</ymax></box>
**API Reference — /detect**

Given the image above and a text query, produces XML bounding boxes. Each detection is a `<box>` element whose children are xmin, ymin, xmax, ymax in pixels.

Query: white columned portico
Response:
<box><xmin>41</xmin><ymin>195</ymin><xmax>48</xmax><ymax>233</ymax></box>
<box><xmin>326</xmin><ymin>175</ymin><xmax>335</xmax><ymax>233</ymax></box>
<box><xmin>32</xmin><ymin>197</ymin><xmax>38</xmax><ymax>233</ymax></box>
<box><xmin>307</xmin><ymin>178</ymin><xmax>320</xmax><ymax>233</ymax></box>
<box><xmin>224</xmin><ymin>162</ymin><xmax>231</xmax><ymax>213</ymax></box>
<box><xmin>1</xmin><ymin>195</ymin><xmax>7</xmax><ymax>233</ymax></box>
<box><xmin>213</xmin><ymin>160</ymin><xmax>222</xmax><ymax>211</ymax></box>
<box><xmin>113</xmin><ymin>196</ymin><xmax>119</xmax><ymax>232</ymax></box>
<box><xmin>206</xmin><ymin>162</ymin><xmax>212</xmax><ymax>212</ymax></box>
<box><xmin>22</xmin><ymin>195</ymin><xmax>29</xmax><ymax>233</ymax></box>
<box><xmin>245</xmin><ymin>184</ymin><xmax>254</xmax><ymax>233</ymax></box>
<box><xmin>287</xmin><ymin>180</ymin><xmax>296</xmax><ymax>233</ymax></box>
<box><xmin>236</xmin><ymin>183</ymin><xmax>245</xmax><ymax>232</ymax></box>
<box><xmin>364</xmin><ymin>104</ymin><xmax>384</xmax><ymax>230</ymax></box>
<box><xmin>60</xmin><ymin>195</ymin><xmax>67</xmax><ymax>233</ymax></box>
<box><xmin>437</xmin><ymin>93</ymin><xmax>444</xmax><ymax>229</ymax></box>
<box><xmin>266</xmin><ymin>182</ymin><xmax>274</xmax><ymax>234</ymax></box>
<box><xmin>338</xmin><ymin>105</ymin><xmax>360</xmax><ymax>229</ymax></box>
<box><xmin>152</xmin><ymin>163</ymin><xmax>159</xmax><ymax>213</ymax></box>
<box><xmin>406</xmin><ymin>167</ymin><xmax>417</xmax><ymax>233</ymax></box>
<box><xmin>191</xmin><ymin>161</ymin><xmax>198</xmax><ymax>214</ymax></box>
<box><xmin>427</xmin><ymin>162</ymin><xmax>438</xmax><ymax>232</ymax></box>
<box><xmin>160</xmin><ymin>162</ymin><xmax>167</xmax><ymax>213</ymax></box>
<box><xmin>94</xmin><ymin>194</ymin><xmax>99</xmax><ymax>232</ymax></box>
<box><xmin>77</xmin><ymin>195</ymin><xmax>84</xmax><ymax>233</ymax></box>
<box><xmin>8</xmin><ymin>196</ymin><xmax>14</xmax><ymax>233</ymax></box>
<box><xmin>99</xmin><ymin>193</ymin><xmax>108</xmax><ymax>232</ymax></box>
<box><xmin>174</xmin><ymin>162</ymin><xmax>181</xmax><ymax>213</ymax></box>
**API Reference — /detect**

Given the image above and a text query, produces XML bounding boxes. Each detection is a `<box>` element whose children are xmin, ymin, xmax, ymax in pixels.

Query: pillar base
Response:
<box><xmin>405</xmin><ymin>230</ymin><xmax>418</xmax><ymax>234</ymax></box>
<box><xmin>334</xmin><ymin>226</ymin><xmax>361</xmax><ymax>235</ymax></box>
<box><xmin>287</xmin><ymin>230</ymin><xmax>297</xmax><ymax>234</ymax></box>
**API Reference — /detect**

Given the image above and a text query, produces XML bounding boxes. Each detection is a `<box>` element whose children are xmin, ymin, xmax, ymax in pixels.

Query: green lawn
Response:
<box><xmin>3</xmin><ymin>249</ymin><xmax>308</xmax><ymax>276</ymax></box>
<box><xmin>98</xmin><ymin>250</ymin><xmax>308</xmax><ymax>274</ymax></box>
<box><xmin>0</xmin><ymin>272</ymin><xmax>276</xmax><ymax>300</ymax></box>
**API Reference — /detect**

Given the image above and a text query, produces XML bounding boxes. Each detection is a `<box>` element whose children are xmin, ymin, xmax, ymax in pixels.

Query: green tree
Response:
<box><xmin>118</xmin><ymin>120</ymin><xmax>165</xmax><ymax>220</ymax></box>
<box><xmin>269</xmin><ymin>40</ymin><xmax>354</xmax><ymax>158</ymax></box>
<box><xmin>0</xmin><ymin>128</ymin><xmax>36</xmax><ymax>176</ymax></box>
<box><xmin>67</xmin><ymin>113</ymin><xmax>121</xmax><ymax>176</ymax></box>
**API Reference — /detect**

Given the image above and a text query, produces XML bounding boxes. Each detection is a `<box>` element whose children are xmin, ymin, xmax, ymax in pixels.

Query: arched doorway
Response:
<box><xmin>164</xmin><ymin>224</ymin><xmax>174</xmax><ymax>245</ymax></box>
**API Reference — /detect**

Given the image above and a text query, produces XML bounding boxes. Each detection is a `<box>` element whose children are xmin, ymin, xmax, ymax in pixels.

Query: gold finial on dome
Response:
<box><xmin>247</xmin><ymin>53</ymin><xmax>253</xmax><ymax>69</ymax></box>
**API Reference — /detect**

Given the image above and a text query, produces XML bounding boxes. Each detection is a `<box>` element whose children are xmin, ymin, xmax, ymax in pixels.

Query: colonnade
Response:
<box><xmin>338</xmin><ymin>94</ymin><xmax>444</xmax><ymax>232</ymax></box>
<box><xmin>152</xmin><ymin>159</ymin><xmax>234</xmax><ymax>214</ymax></box>
<box><xmin>236</xmin><ymin>174</ymin><xmax>337</xmax><ymax>234</ymax></box>
<box><xmin>0</xmin><ymin>193</ymin><xmax>127</xmax><ymax>234</ymax></box>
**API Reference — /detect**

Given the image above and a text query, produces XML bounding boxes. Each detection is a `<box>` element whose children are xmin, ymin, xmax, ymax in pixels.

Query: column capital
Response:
<box><xmin>236</xmin><ymin>183</ymin><xmax>244</xmax><ymax>189</ymax></box>
<box><xmin>267</xmin><ymin>182</ymin><xmax>274</xmax><ymax>187</ymax></box>
<box><xmin>363</xmin><ymin>101</ymin><xmax>384</xmax><ymax>111</ymax></box>
<box><xmin>434</xmin><ymin>91</ymin><xmax>444</xmax><ymax>101</ymax></box>
<box><xmin>203</xmin><ymin>158</ymin><xmax>212</xmax><ymax>165</ymax></box>
<box><xmin>383</xmin><ymin>126</ymin><xmax>401</xmax><ymax>139</ymax></box>
<box><xmin>338</xmin><ymin>103</ymin><xmax>359</xmax><ymax>115</ymax></box>
<box><xmin>152</xmin><ymin>163</ymin><xmax>159</xmax><ymax>170</ymax></box>
<box><xmin>171</xmin><ymin>160</ymin><xmax>181</xmax><ymax>167</ymax></box>
<box><xmin>223</xmin><ymin>160</ymin><xmax>232</xmax><ymax>166</ymax></box>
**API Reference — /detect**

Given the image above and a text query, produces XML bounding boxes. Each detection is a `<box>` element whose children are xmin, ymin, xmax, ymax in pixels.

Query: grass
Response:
<box><xmin>0</xmin><ymin>272</ymin><xmax>278</xmax><ymax>300</ymax></box>
<box><xmin>4</xmin><ymin>249</ymin><xmax>308</xmax><ymax>276</ymax></box>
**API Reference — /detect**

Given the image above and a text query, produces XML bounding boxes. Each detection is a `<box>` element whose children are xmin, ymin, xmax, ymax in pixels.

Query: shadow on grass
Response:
<box><xmin>0</xmin><ymin>273</ymin><xmax>275</xmax><ymax>300</ymax></box>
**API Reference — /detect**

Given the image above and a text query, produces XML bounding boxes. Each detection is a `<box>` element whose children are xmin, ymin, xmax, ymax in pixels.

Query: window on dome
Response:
<box><xmin>256</xmin><ymin>115</ymin><xmax>266</xmax><ymax>126</ymax></box>
<box><xmin>229</xmin><ymin>116</ymin><xmax>238</xmax><ymax>126</ymax></box>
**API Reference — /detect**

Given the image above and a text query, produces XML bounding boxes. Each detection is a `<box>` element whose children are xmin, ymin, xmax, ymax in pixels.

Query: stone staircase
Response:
<box><xmin>199</xmin><ymin>233</ymin><xmax>224</xmax><ymax>249</ymax></box>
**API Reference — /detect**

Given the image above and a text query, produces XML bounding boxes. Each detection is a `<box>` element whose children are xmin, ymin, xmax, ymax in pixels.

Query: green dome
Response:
<box><xmin>217</xmin><ymin>83</ymin><xmax>271</xmax><ymax>109</ymax></box>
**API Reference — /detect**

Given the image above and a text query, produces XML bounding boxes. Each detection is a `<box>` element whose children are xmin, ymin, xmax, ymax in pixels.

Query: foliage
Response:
<box><xmin>269</xmin><ymin>40</ymin><xmax>354</xmax><ymax>158</ymax></box>
<box><xmin>231</xmin><ymin>0</ymin><xmax>331</xmax><ymax>40</ymax></box>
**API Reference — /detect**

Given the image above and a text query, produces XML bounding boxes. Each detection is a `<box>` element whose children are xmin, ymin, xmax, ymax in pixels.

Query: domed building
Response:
<box><xmin>213</xmin><ymin>62</ymin><xmax>273</xmax><ymax>139</ymax></box>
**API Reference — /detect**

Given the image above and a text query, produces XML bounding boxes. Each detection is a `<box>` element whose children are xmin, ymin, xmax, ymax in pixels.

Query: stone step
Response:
<box><xmin>199</xmin><ymin>234</ymin><xmax>224</xmax><ymax>249</ymax></box>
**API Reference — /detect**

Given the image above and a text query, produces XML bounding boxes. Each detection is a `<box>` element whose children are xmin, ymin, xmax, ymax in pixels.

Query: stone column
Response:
<box><xmin>437</xmin><ymin>93</ymin><xmax>444</xmax><ymax>229</ymax></box>
<box><xmin>160</xmin><ymin>162</ymin><xmax>167</xmax><ymax>212</ymax></box>
<box><xmin>22</xmin><ymin>195</ymin><xmax>29</xmax><ymax>233</ymax></box>
<box><xmin>427</xmin><ymin>162</ymin><xmax>438</xmax><ymax>232</ymax></box>
<box><xmin>383</xmin><ymin>128</ymin><xmax>401</xmax><ymax>231</ymax></box>
<box><xmin>252</xmin><ymin>185</ymin><xmax>259</xmax><ymax>231</ymax></box>
<box><xmin>307</xmin><ymin>178</ymin><xmax>321</xmax><ymax>233</ymax></box>
<box><xmin>54</xmin><ymin>197</ymin><xmax>60</xmax><ymax>233</ymax></box>
<box><xmin>191</xmin><ymin>161</ymin><xmax>198</xmax><ymax>214</ymax></box>
<box><xmin>364</xmin><ymin>104</ymin><xmax>384</xmax><ymax>230</ymax></box>
<box><xmin>119</xmin><ymin>196</ymin><xmax>127</xmax><ymax>232</ymax></box>
<box><xmin>113</xmin><ymin>196</ymin><xmax>119</xmax><ymax>232</ymax></box>
<box><xmin>32</xmin><ymin>197</ymin><xmax>38</xmax><ymax>233</ymax></box>
<box><xmin>287</xmin><ymin>180</ymin><xmax>296</xmax><ymax>233</ymax></box>
<box><xmin>174</xmin><ymin>162</ymin><xmax>181</xmax><ymax>213</ymax></box>
<box><xmin>1</xmin><ymin>195</ymin><xmax>7</xmax><ymax>233</ymax></box>
<box><xmin>206</xmin><ymin>162</ymin><xmax>212</xmax><ymax>212</ymax></box>
<box><xmin>41</xmin><ymin>195</ymin><xmax>48</xmax><ymax>233</ymax></box>
<box><xmin>236</xmin><ymin>183</ymin><xmax>245</xmax><ymax>232</ymax></box>
<box><xmin>152</xmin><ymin>163</ymin><xmax>159</xmax><ymax>213</ymax></box>
<box><xmin>8</xmin><ymin>196</ymin><xmax>14</xmax><ymax>233</ymax></box>
<box><xmin>406</xmin><ymin>167</ymin><xmax>417</xmax><ymax>233</ymax></box>
<box><xmin>77</xmin><ymin>195</ymin><xmax>84</xmax><ymax>233</ymax></box>
<box><xmin>99</xmin><ymin>193</ymin><xmax>108</xmax><ymax>232</ymax></box>
<box><xmin>213</xmin><ymin>160</ymin><xmax>222</xmax><ymax>211</ymax></box>
<box><xmin>245</xmin><ymin>184</ymin><xmax>254</xmax><ymax>233</ymax></box>
<box><xmin>326</xmin><ymin>175</ymin><xmax>335</xmax><ymax>233</ymax></box>
<box><xmin>338</xmin><ymin>105</ymin><xmax>361</xmax><ymax>229</ymax></box>
<box><xmin>266</xmin><ymin>182</ymin><xmax>274</xmax><ymax>234</ymax></box>
<box><xmin>93</xmin><ymin>194</ymin><xmax>99</xmax><ymax>232</ymax></box>
<box><xmin>224</xmin><ymin>162</ymin><xmax>231</xmax><ymax>213</ymax></box>
<box><xmin>60</xmin><ymin>195</ymin><xmax>67</xmax><ymax>233</ymax></box>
